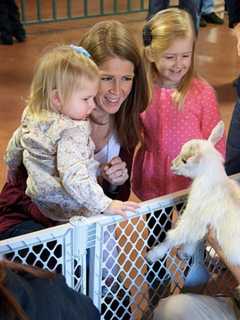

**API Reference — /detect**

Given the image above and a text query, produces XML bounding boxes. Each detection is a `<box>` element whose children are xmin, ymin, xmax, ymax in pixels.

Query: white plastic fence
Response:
<box><xmin>1</xmin><ymin>175</ymin><xmax>239</xmax><ymax>319</ymax></box>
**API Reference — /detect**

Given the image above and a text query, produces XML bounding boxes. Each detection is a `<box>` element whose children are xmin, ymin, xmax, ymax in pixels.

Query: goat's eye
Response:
<box><xmin>182</xmin><ymin>158</ymin><xmax>187</xmax><ymax>164</ymax></box>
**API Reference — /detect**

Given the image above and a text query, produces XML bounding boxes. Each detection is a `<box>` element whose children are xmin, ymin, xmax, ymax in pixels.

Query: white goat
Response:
<box><xmin>146</xmin><ymin>121</ymin><xmax>240</xmax><ymax>266</ymax></box>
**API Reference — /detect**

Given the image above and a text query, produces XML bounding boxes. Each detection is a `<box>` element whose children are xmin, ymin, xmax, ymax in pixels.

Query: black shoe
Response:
<box><xmin>0</xmin><ymin>32</ymin><xmax>13</xmax><ymax>45</ymax></box>
<box><xmin>12</xmin><ymin>28</ymin><xmax>26</xmax><ymax>42</ymax></box>
<box><xmin>147</xmin><ymin>265</ymin><xmax>172</xmax><ymax>308</ymax></box>
<box><xmin>102</xmin><ymin>291</ymin><xmax>131</xmax><ymax>320</ymax></box>
<box><xmin>200</xmin><ymin>16</ymin><xmax>207</xmax><ymax>27</ymax></box>
<box><xmin>202</xmin><ymin>12</ymin><xmax>224</xmax><ymax>25</ymax></box>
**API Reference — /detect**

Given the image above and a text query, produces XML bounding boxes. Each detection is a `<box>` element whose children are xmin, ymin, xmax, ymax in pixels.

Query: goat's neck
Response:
<box><xmin>193</xmin><ymin>159</ymin><xmax>227</xmax><ymax>188</ymax></box>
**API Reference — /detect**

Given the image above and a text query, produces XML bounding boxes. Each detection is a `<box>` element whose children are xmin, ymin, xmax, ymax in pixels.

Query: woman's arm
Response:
<box><xmin>0</xmin><ymin>164</ymin><xmax>54</xmax><ymax>236</ymax></box>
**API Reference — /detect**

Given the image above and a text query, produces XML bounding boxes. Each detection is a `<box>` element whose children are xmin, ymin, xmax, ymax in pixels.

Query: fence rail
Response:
<box><xmin>18</xmin><ymin>0</ymin><xmax>148</xmax><ymax>25</ymax></box>
<box><xmin>1</xmin><ymin>174</ymin><xmax>240</xmax><ymax>319</ymax></box>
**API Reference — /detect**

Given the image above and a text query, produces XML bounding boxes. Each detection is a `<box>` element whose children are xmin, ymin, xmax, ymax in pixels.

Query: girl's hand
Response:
<box><xmin>100</xmin><ymin>156</ymin><xmax>129</xmax><ymax>186</ymax></box>
<box><xmin>103</xmin><ymin>200</ymin><xmax>140</xmax><ymax>218</ymax></box>
<box><xmin>206</xmin><ymin>226</ymin><xmax>224</xmax><ymax>259</ymax></box>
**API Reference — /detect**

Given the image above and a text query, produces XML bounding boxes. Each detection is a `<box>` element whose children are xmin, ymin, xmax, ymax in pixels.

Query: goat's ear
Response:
<box><xmin>208</xmin><ymin>121</ymin><xmax>224</xmax><ymax>146</ymax></box>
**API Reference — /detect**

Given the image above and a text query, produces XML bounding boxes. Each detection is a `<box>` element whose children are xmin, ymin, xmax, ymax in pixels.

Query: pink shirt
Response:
<box><xmin>132</xmin><ymin>78</ymin><xmax>226</xmax><ymax>200</ymax></box>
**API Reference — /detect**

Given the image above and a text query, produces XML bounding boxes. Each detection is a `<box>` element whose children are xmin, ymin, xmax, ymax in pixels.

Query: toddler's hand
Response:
<box><xmin>103</xmin><ymin>200</ymin><xmax>140</xmax><ymax>218</ymax></box>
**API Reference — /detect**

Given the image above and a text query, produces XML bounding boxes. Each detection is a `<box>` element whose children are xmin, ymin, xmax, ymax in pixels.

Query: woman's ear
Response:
<box><xmin>51</xmin><ymin>90</ymin><xmax>62</xmax><ymax>111</ymax></box>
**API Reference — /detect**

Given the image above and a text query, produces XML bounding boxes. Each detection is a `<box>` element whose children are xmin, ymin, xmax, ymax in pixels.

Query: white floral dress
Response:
<box><xmin>5</xmin><ymin>109</ymin><xmax>112</xmax><ymax>221</ymax></box>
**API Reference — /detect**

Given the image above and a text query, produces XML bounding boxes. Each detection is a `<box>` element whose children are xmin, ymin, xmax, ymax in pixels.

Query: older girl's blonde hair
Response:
<box><xmin>27</xmin><ymin>45</ymin><xmax>99</xmax><ymax>116</ymax></box>
<box><xmin>143</xmin><ymin>8</ymin><xmax>196</xmax><ymax>109</ymax></box>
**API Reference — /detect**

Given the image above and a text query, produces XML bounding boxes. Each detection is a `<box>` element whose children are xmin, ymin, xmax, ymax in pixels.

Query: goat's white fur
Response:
<box><xmin>146</xmin><ymin>121</ymin><xmax>240</xmax><ymax>266</ymax></box>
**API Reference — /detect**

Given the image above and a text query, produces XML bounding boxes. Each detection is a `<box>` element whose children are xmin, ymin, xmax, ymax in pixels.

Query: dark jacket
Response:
<box><xmin>0</xmin><ymin>146</ymin><xmax>134</xmax><ymax>234</ymax></box>
<box><xmin>225</xmin><ymin>98</ymin><xmax>240</xmax><ymax>175</ymax></box>
<box><xmin>224</xmin><ymin>2</ymin><xmax>240</xmax><ymax>173</ymax></box>
<box><xmin>0</xmin><ymin>269</ymin><xmax>100</xmax><ymax>320</ymax></box>
<box><xmin>225</xmin><ymin>0</ymin><xmax>240</xmax><ymax>27</ymax></box>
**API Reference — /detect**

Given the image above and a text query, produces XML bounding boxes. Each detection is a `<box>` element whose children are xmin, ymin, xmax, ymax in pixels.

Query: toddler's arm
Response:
<box><xmin>5</xmin><ymin>126</ymin><xmax>23</xmax><ymax>173</ymax></box>
<box><xmin>57</xmin><ymin>126</ymin><xmax>139</xmax><ymax>217</ymax></box>
<box><xmin>57</xmin><ymin>127</ymin><xmax>113</xmax><ymax>214</ymax></box>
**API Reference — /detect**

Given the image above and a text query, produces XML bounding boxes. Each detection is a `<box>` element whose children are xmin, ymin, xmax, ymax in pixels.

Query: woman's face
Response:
<box><xmin>93</xmin><ymin>57</ymin><xmax>134</xmax><ymax>117</ymax></box>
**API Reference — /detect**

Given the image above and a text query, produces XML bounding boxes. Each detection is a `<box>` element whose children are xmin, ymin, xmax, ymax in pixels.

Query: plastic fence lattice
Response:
<box><xmin>2</xmin><ymin>174</ymin><xmax>240</xmax><ymax>319</ymax></box>
<box><xmin>90</xmin><ymin>188</ymin><xmax>238</xmax><ymax>320</ymax></box>
<box><xmin>90</xmin><ymin>195</ymin><xmax>185</xmax><ymax>319</ymax></box>
<box><xmin>0</xmin><ymin>221</ymin><xmax>86</xmax><ymax>292</ymax></box>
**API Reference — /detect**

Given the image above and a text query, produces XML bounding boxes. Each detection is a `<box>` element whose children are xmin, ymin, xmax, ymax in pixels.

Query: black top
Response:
<box><xmin>225</xmin><ymin>98</ymin><xmax>240</xmax><ymax>175</ymax></box>
<box><xmin>0</xmin><ymin>269</ymin><xmax>100</xmax><ymax>320</ymax></box>
<box><xmin>225</xmin><ymin>0</ymin><xmax>240</xmax><ymax>27</ymax></box>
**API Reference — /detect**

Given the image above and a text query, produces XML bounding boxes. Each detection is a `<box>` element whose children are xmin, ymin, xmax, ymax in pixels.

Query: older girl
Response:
<box><xmin>132</xmin><ymin>8</ymin><xmax>225</xmax><ymax>201</ymax></box>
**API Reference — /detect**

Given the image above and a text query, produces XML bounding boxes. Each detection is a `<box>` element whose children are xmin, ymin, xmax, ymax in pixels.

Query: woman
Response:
<box><xmin>0</xmin><ymin>20</ymin><xmax>150</xmax><ymax>239</ymax></box>
<box><xmin>0</xmin><ymin>259</ymin><xmax>100</xmax><ymax>320</ymax></box>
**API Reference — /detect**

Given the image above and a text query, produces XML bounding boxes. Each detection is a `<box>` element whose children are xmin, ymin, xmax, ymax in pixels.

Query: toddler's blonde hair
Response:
<box><xmin>143</xmin><ymin>8</ymin><xmax>196</xmax><ymax>109</ymax></box>
<box><xmin>27</xmin><ymin>45</ymin><xmax>99</xmax><ymax>116</ymax></box>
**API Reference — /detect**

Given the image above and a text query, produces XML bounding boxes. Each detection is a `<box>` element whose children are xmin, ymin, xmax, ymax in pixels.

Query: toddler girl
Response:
<box><xmin>5</xmin><ymin>45</ymin><xmax>138</xmax><ymax>221</ymax></box>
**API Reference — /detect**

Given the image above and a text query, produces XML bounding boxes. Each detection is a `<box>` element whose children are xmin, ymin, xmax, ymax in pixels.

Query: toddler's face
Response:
<box><xmin>154</xmin><ymin>37</ymin><xmax>193</xmax><ymax>88</ymax></box>
<box><xmin>61</xmin><ymin>78</ymin><xmax>99</xmax><ymax>121</ymax></box>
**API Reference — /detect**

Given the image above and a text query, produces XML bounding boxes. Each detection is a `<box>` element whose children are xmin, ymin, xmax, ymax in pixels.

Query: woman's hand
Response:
<box><xmin>103</xmin><ymin>200</ymin><xmax>140</xmax><ymax>218</ymax></box>
<box><xmin>100</xmin><ymin>156</ymin><xmax>129</xmax><ymax>186</ymax></box>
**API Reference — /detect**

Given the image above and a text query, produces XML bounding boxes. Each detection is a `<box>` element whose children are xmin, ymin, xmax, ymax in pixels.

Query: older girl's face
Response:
<box><xmin>155</xmin><ymin>37</ymin><xmax>193</xmax><ymax>88</ymax></box>
<box><xmin>93</xmin><ymin>57</ymin><xmax>134</xmax><ymax>116</ymax></box>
